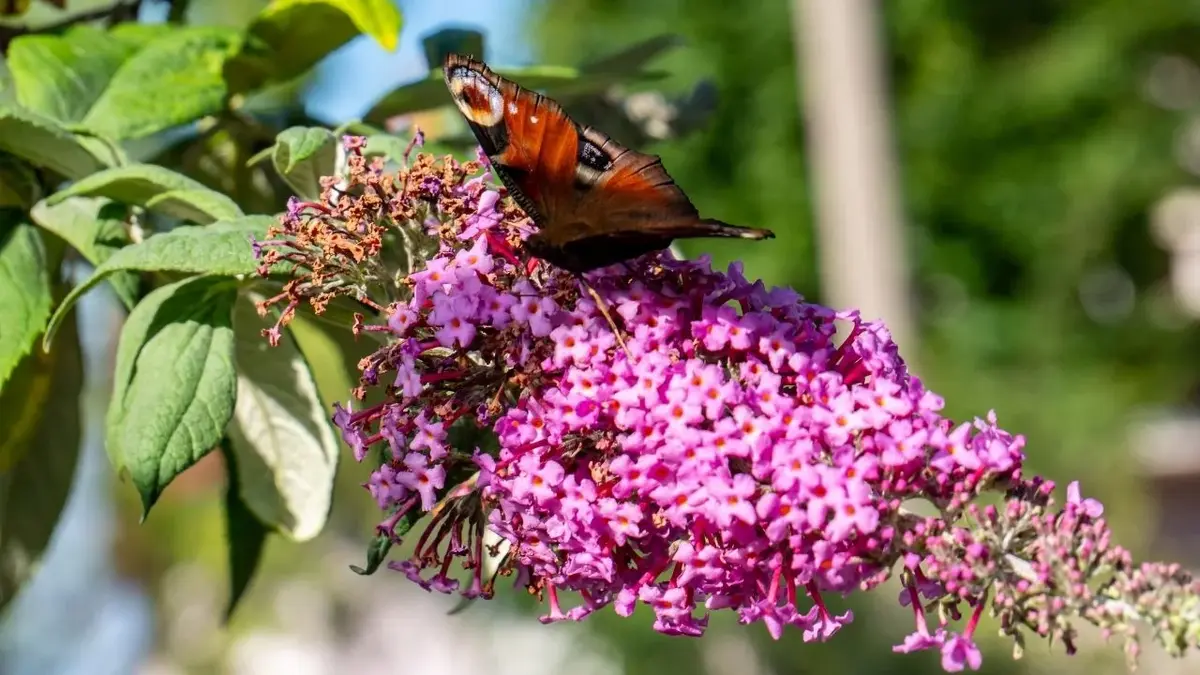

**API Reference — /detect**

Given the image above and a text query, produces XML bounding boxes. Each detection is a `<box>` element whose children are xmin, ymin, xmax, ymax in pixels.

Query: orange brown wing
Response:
<box><xmin>552</xmin><ymin>124</ymin><xmax>775</xmax><ymax>248</ymax></box>
<box><xmin>443</xmin><ymin>53</ymin><xmax>775</xmax><ymax>274</ymax></box>
<box><xmin>443</xmin><ymin>54</ymin><xmax>579</xmax><ymax>227</ymax></box>
<box><xmin>573</xmin><ymin>126</ymin><xmax>704</xmax><ymax>229</ymax></box>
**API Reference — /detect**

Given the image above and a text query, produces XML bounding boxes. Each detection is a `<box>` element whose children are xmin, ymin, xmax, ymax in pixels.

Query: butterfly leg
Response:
<box><xmin>576</xmin><ymin>275</ymin><xmax>632</xmax><ymax>360</ymax></box>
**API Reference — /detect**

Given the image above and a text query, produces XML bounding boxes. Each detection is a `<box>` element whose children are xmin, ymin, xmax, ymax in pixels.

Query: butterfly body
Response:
<box><xmin>443</xmin><ymin>54</ymin><xmax>775</xmax><ymax>275</ymax></box>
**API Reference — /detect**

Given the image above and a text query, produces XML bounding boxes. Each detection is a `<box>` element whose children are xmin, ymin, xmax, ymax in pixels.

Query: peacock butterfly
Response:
<box><xmin>442</xmin><ymin>53</ymin><xmax>775</xmax><ymax>276</ymax></box>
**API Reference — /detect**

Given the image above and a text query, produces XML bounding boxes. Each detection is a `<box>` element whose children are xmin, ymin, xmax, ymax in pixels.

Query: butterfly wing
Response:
<box><xmin>526</xmin><ymin>125</ymin><xmax>774</xmax><ymax>272</ymax></box>
<box><xmin>443</xmin><ymin>54</ymin><xmax>579</xmax><ymax>227</ymax></box>
<box><xmin>443</xmin><ymin>53</ymin><xmax>775</xmax><ymax>274</ymax></box>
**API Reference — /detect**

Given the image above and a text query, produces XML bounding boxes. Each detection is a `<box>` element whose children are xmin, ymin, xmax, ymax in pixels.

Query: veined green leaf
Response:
<box><xmin>30</xmin><ymin>196</ymin><xmax>139</xmax><ymax>308</ymax></box>
<box><xmin>0</xmin><ymin>213</ymin><xmax>53</xmax><ymax>391</ymax></box>
<box><xmin>45</xmin><ymin>163</ymin><xmax>243</xmax><ymax>224</ymax></box>
<box><xmin>109</xmin><ymin>276</ymin><xmax>238</xmax><ymax>513</ymax></box>
<box><xmin>43</xmin><ymin>214</ymin><xmax>275</xmax><ymax>349</ymax></box>
<box><xmin>227</xmin><ymin>295</ymin><xmax>338</xmax><ymax>542</ymax></box>
<box><xmin>0</xmin><ymin>105</ymin><xmax>112</xmax><ymax>179</ymax></box>
<box><xmin>82</xmin><ymin>27</ymin><xmax>243</xmax><ymax>140</ymax></box>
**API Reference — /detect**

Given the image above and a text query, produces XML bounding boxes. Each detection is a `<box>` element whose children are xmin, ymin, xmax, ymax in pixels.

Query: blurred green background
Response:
<box><xmin>4</xmin><ymin>0</ymin><xmax>1200</xmax><ymax>673</ymax></box>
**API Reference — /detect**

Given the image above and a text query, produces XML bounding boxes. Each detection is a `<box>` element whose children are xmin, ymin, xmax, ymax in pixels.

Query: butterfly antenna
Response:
<box><xmin>577</xmin><ymin>276</ymin><xmax>632</xmax><ymax>360</ymax></box>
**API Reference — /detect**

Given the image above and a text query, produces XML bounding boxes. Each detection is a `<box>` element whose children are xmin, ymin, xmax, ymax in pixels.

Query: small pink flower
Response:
<box><xmin>940</xmin><ymin>633</ymin><xmax>982</xmax><ymax>672</ymax></box>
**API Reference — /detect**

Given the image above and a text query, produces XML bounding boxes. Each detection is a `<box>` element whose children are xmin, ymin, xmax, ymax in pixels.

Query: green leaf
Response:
<box><xmin>72</xmin><ymin>130</ymin><xmax>128</xmax><ymax>168</ymax></box>
<box><xmin>0</xmin><ymin>214</ymin><xmax>53</xmax><ymax>391</ymax></box>
<box><xmin>270</xmin><ymin>126</ymin><xmax>337</xmax><ymax>200</ymax></box>
<box><xmin>0</xmin><ymin>57</ymin><xmax>16</xmax><ymax>105</ymax></box>
<box><xmin>226</xmin><ymin>295</ymin><xmax>337</xmax><ymax>542</ymax></box>
<box><xmin>6</xmin><ymin>26</ymin><xmax>138</xmax><ymax>124</ymax></box>
<box><xmin>239</xmin><ymin>71</ymin><xmax>313</xmax><ymax>117</ymax></box>
<box><xmin>222</xmin><ymin>439</ymin><xmax>267</xmax><ymax>621</ymax></box>
<box><xmin>332</xmin><ymin>119</ymin><xmax>384</xmax><ymax>136</ymax></box>
<box><xmin>226</xmin><ymin>0</ymin><xmax>401</xmax><ymax>94</ymax></box>
<box><xmin>0</xmin><ymin>306</ymin><xmax>61</xmax><ymax>474</ymax></box>
<box><xmin>142</xmin><ymin>188</ymin><xmax>245</xmax><ymax>224</ymax></box>
<box><xmin>362</xmin><ymin>133</ymin><xmax>410</xmax><ymax>163</ymax></box>
<box><xmin>111</xmin><ymin>276</ymin><xmax>238</xmax><ymax>514</ymax></box>
<box><xmin>0</xmin><ymin>154</ymin><xmax>39</xmax><ymax>208</ymax></box>
<box><xmin>108</xmin><ymin>23</ymin><xmax>177</xmax><ymax>50</ymax></box>
<box><xmin>105</xmin><ymin>276</ymin><xmax>218</xmax><ymax>473</ymax></box>
<box><xmin>349</xmin><ymin>532</ymin><xmax>393</xmax><ymax>576</ymax></box>
<box><xmin>0</xmin><ymin>307</ymin><xmax>83</xmax><ymax>614</ymax></box>
<box><xmin>82</xmin><ymin>26</ymin><xmax>242</xmax><ymax>140</ymax></box>
<box><xmin>29</xmin><ymin>196</ymin><xmax>139</xmax><ymax>308</ymax></box>
<box><xmin>45</xmin><ymin>163</ymin><xmax>243</xmax><ymax>223</ymax></box>
<box><xmin>2</xmin><ymin>23</ymin><xmax>181</xmax><ymax>135</ymax></box>
<box><xmin>0</xmin><ymin>105</ymin><xmax>111</xmax><ymax>179</ymax></box>
<box><xmin>349</xmin><ymin>489</ymin><xmax>432</xmax><ymax>576</ymax></box>
<box><xmin>43</xmin><ymin>214</ymin><xmax>275</xmax><ymax>349</ymax></box>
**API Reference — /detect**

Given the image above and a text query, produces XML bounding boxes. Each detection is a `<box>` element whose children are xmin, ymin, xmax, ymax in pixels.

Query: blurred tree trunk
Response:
<box><xmin>792</xmin><ymin>0</ymin><xmax>915</xmax><ymax>356</ymax></box>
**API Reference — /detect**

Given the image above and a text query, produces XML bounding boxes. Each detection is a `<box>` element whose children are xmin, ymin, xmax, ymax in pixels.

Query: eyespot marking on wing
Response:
<box><xmin>575</xmin><ymin>136</ymin><xmax>614</xmax><ymax>186</ymax></box>
<box><xmin>448</xmin><ymin>66</ymin><xmax>505</xmax><ymax>127</ymax></box>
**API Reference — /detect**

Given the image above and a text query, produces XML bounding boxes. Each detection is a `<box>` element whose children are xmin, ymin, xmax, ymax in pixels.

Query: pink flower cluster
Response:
<box><xmin>256</xmin><ymin>139</ymin><xmax>1198</xmax><ymax>673</ymax></box>
<box><xmin>478</xmin><ymin>255</ymin><xmax>1028</xmax><ymax>645</ymax></box>
<box><xmin>333</xmin><ymin>171</ymin><xmax>1023</xmax><ymax>666</ymax></box>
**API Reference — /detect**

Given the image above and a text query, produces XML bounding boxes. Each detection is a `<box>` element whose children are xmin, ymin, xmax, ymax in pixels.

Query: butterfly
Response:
<box><xmin>442</xmin><ymin>53</ymin><xmax>775</xmax><ymax>276</ymax></box>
